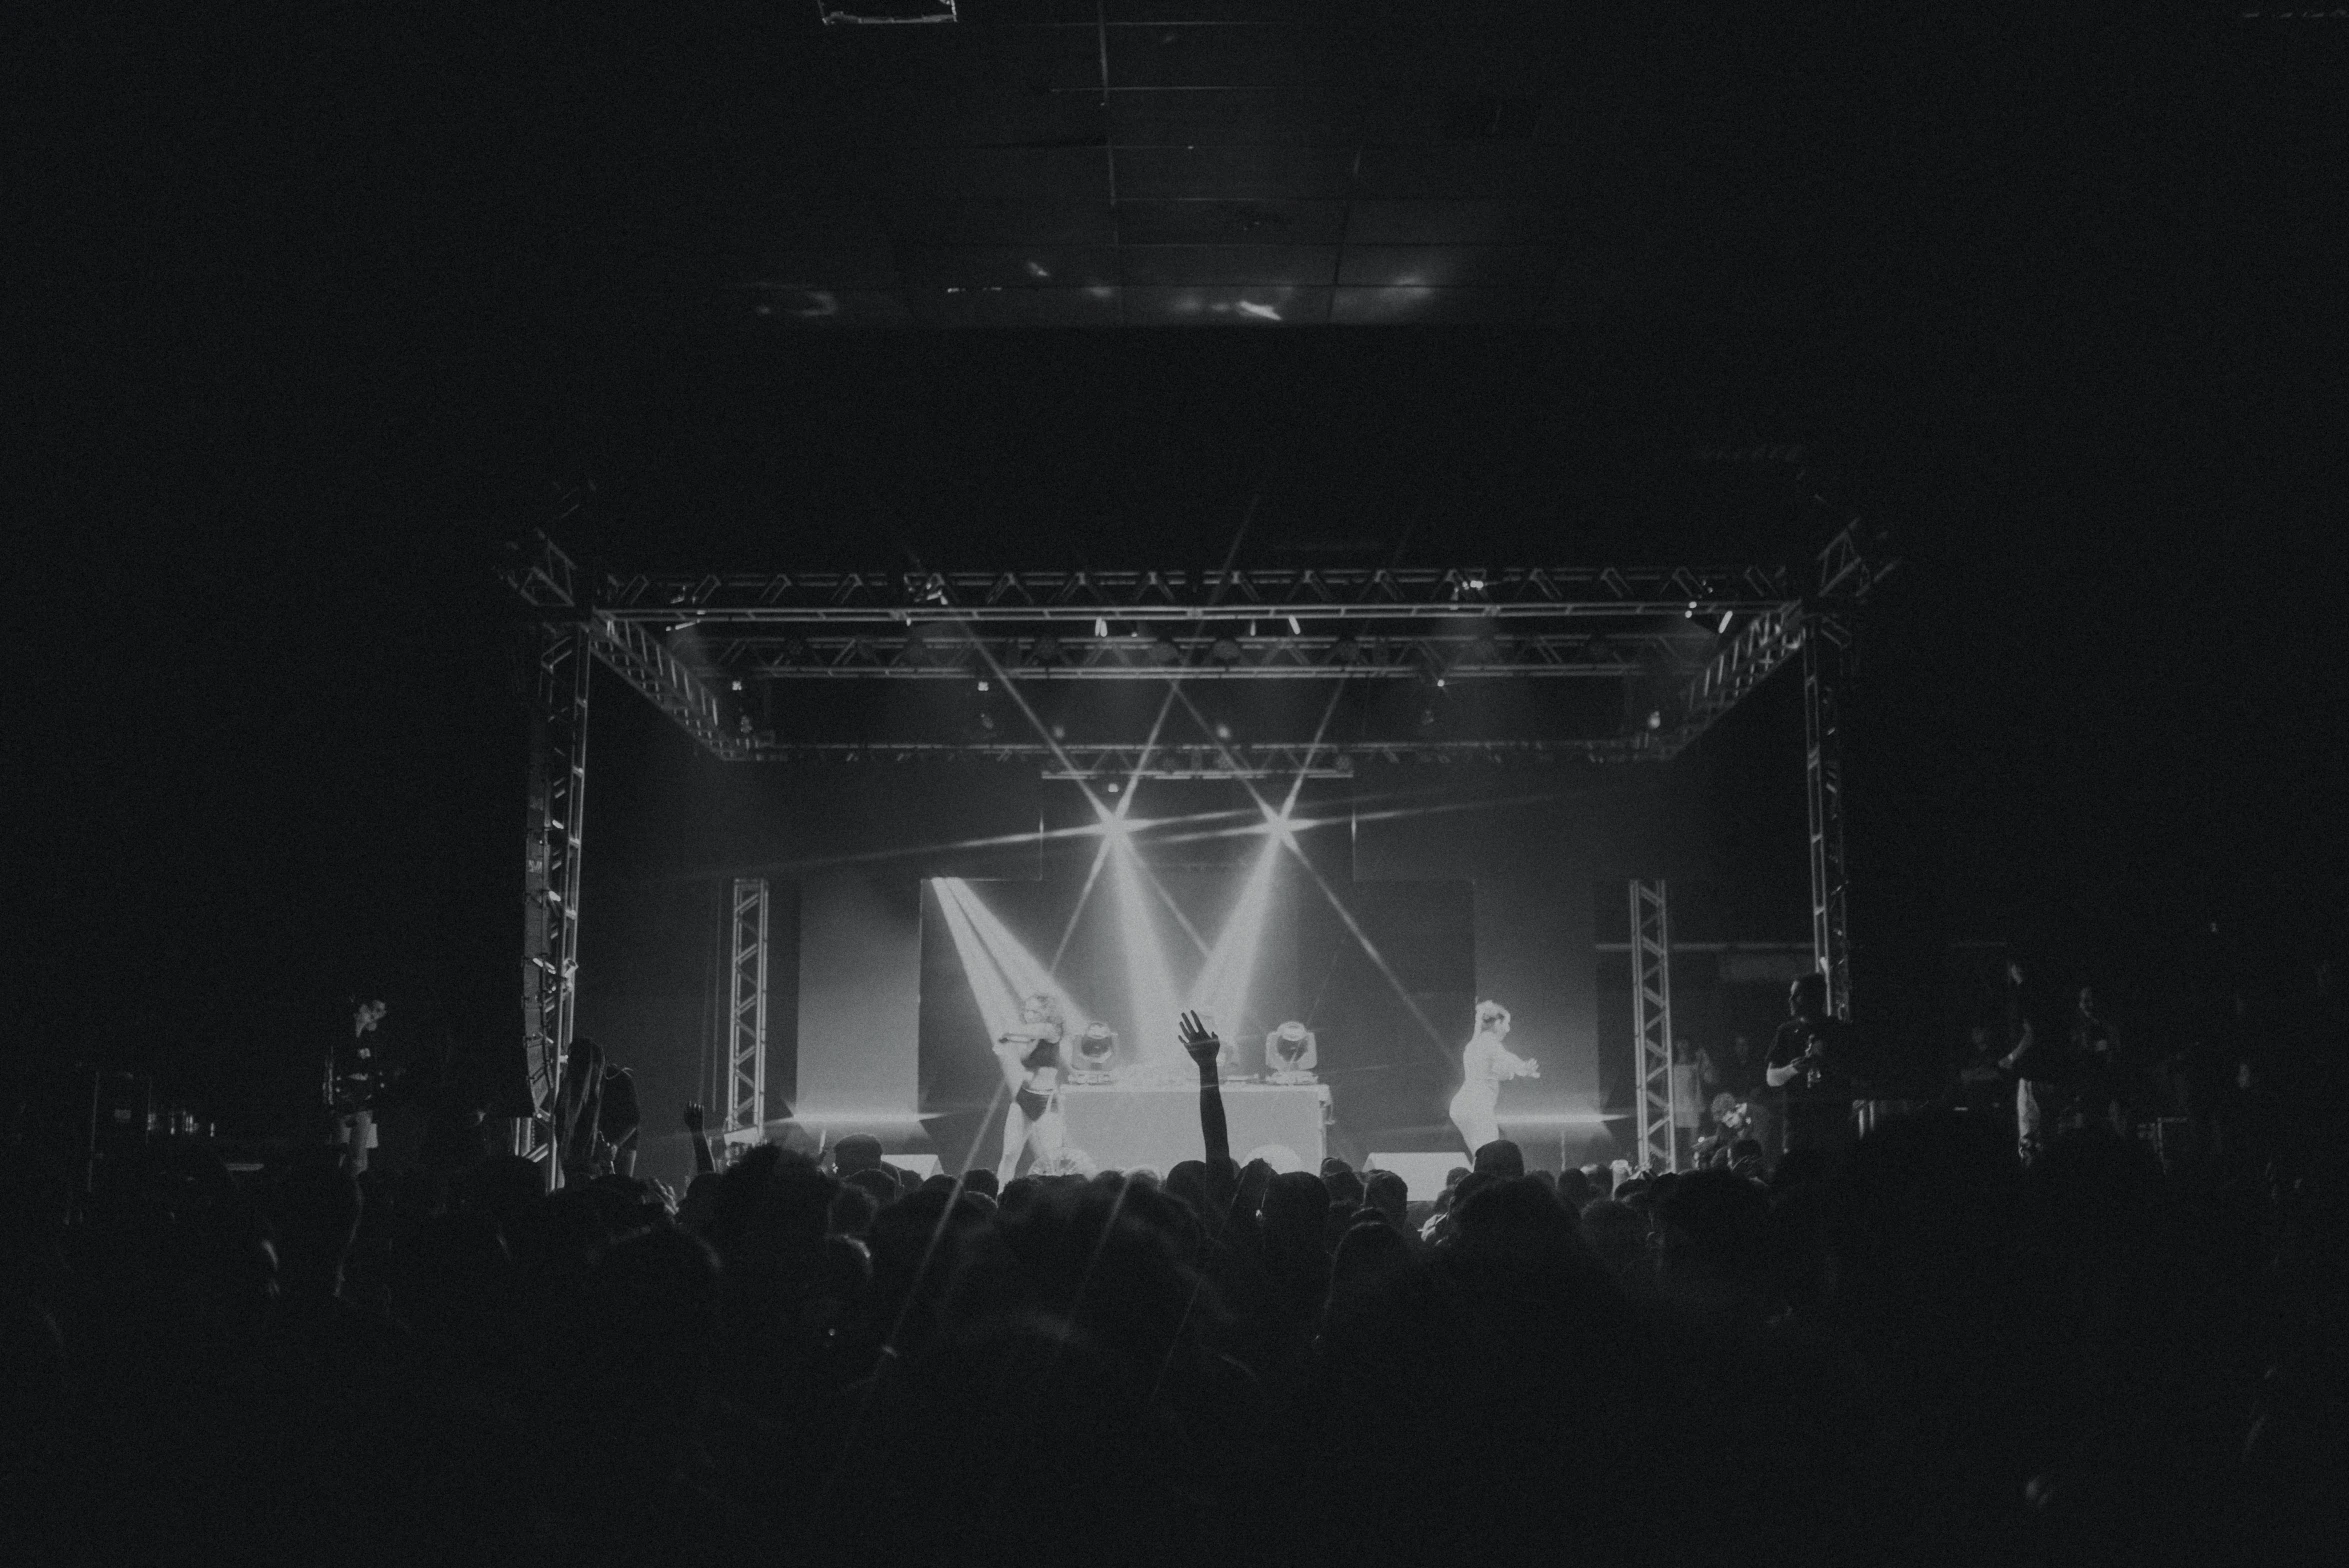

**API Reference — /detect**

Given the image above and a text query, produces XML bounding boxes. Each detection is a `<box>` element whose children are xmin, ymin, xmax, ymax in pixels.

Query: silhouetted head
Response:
<box><xmin>1473</xmin><ymin>1139</ymin><xmax>1525</xmax><ymax>1179</ymax></box>
<box><xmin>1788</xmin><ymin>973</ymin><xmax>1827</xmax><ymax>1021</ymax></box>
<box><xmin>832</xmin><ymin>1134</ymin><xmax>885</xmax><ymax>1176</ymax></box>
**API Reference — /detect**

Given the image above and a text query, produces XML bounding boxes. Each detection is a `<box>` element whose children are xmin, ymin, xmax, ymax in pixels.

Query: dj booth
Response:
<box><xmin>1058</xmin><ymin>1082</ymin><xmax>1332</xmax><ymax>1173</ymax></box>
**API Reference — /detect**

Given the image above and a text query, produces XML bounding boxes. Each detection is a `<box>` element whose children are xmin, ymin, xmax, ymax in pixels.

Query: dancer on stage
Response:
<box><xmin>1449</xmin><ymin>1000</ymin><xmax>1538</xmax><ymax>1155</ymax></box>
<box><xmin>994</xmin><ymin>993</ymin><xmax>1070</xmax><ymax>1184</ymax></box>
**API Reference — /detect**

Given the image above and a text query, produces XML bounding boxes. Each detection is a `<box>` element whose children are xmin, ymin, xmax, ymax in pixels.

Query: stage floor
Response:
<box><xmin>1059</xmin><ymin>1082</ymin><xmax>1331</xmax><ymax>1173</ymax></box>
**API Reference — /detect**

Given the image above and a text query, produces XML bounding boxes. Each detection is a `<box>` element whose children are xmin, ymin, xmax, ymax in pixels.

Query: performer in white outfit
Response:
<box><xmin>1448</xmin><ymin>1000</ymin><xmax>1538</xmax><ymax>1155</ymax></box>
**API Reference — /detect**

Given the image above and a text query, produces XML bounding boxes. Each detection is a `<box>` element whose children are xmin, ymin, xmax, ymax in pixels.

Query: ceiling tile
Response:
<box><xmin>1343</xmin><ymin>200</ymin><xmax>1562</xmax><ymax>245</ymax></box>
<box><xmin>957</xmin><ymin>1</ymin><xmax>1098</xmax><ymax>21</ymax></box>
<box><xmin>883</xmin><ymin>200</ymin><xmax>1120</xmax><ymax>246</ymax></box>
<box><xmin>1114</xmin><ymin>145</ymin><xmax>1355</xmax><ymax>200</ymax></box>
<box><xmin>1102</xmin><ymin>1</ymin><xmax>1317</xmax><ymax>20</ymax></box>
<box><xmin>1121</xmin><ymin>285</ymin><xmax>1331</xmax><ymax>326</ymax></box>
<box><xmin>896</xmin><ymin>246</ymin><xmax>1120</xmax><ymax>288</ymax></box>
<box><xmin>751</xmin><ymin>246</ymin><xmax>901</xmax><ymax>290</ymax></box>
<box><xmin>1328</xmin><ymin>286</ymin><xmax>1542</xmax><ymax>325</ymax></box>
<box><xmin>1108</xmin><ymin>87</ymin><xmax>1370</xmax><ymax>148</ymax></box>
<box><xmin>1118</xmin><ymin>198</ymin><xmax>1348</xmax><ymax>245</ymax></box>
<box><xmin>1120</xmin><ymin>245</ymin><xmax>1338</xmax><ymax>286</ymax></box>
<box><xmin>1335</xmin><ymin>245</ymin><xmax>1558</xmax><ymax>289</ymax></box>
<box><xmin>845</xmin><ymin>86</ymin><xmax>1107</xmax><ymax>149</ymax></box>
<box><xmin>900</xmin><ymin>286</ymin><xmax>1125</xmax><ymax>327</ymax></box>
<box><xmin>878</xmin><ymin>146</ymin><xmax>1113</xmax><ymax>202</ymax></box>
<box><xmin>1353</xmin><ymin>143</ymin><xmax>1549</xmax><ymax>200</ymax></box>
<box><xmin>1104</xmin><ymin>24</ymin><xmax>1312</xmax><ymax>90</ymax></box>
<box><xmin>745</xmin><ymin>288</ymin><xmax>915</xmax><ymax>328</ymax></box>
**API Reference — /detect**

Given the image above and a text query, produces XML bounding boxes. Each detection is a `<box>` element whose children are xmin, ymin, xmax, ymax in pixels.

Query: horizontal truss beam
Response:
<box><xmin>504</xmin><ymin>529</ymin><xmax>1891</xmax><ymax>769</ymax></box>
<box><xmin>724</xmin><ymin>739</ymin><xmax>1661</xmax><ymax>777</ymax></box>
<box><xmin>598</xmin><ymin>564</ymin><xmax>1794</xmax><ymax>624</ymax></box>
<box><xmin>704</xmin><ymin>629</ymin><xmax>1711</xmax><ymax>680</ymax></box>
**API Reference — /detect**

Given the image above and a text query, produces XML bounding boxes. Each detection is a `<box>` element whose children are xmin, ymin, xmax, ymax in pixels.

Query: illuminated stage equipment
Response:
<box><xmin>504</xmin><ymin>526</ymin><xmax>1893</xmax><ymax>1183</ymax></box>
<box><xmin>1071</xmin><ymin>1021</ymin><xmax>1118</xmax><ymax>1082</ymax></box>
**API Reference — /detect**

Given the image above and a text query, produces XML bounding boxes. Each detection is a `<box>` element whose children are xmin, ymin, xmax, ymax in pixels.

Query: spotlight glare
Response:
<box><xmin>1095</xmin><ymin>618</ymin><xmax>1109</xmax><ymax>638</ymax></box>
<box><xmin>1717</xmin><ymin>611</ymin><xmax>1735</xmax><ymax>634</ymax></box>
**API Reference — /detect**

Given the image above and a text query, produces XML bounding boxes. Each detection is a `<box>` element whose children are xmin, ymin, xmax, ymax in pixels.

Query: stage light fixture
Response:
<box><xmin>1210</xmin><ymin>637</ymin><xmax>1243</xmax><ymax>665</ymax></box>
<box><xmin>1095</xmin><ymin>618</ymin><xmax>1109</xmax><ymax>638</ymax></box>
<box><xmin>1030</xmin><ymin>635</ymin><xmax>1062</xmax><ymax>666</ymax></box>
<box><xmin>730</xmin><ymin>678</ymin><xmax>744</xmax><ymax>691</ymax></box>
<box><xmin>1717</xmin><ymin>611</ymin><xmax>1735</xmax><ymax>634</ymax></box>
<box><xmin>1148</xmin><ymin>638</ymin><xmax>1182</xmax><ymax>666</ymax></box>
<box><xmin>1329</xmin><ymin>636</ymin><xmax>1364</xmax><ymax>666</ymax></box>
<box><xmin>1287</xmin><ymin>616</ymin><xmax>1302</xmax><ymax>635</ymax></box>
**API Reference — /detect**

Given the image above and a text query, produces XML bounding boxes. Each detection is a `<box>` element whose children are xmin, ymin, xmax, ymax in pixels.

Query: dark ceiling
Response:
<box><xmin>753</xmin><ymin>0</ymin><xmax>1647</xmax><ymax>328</ymax></box>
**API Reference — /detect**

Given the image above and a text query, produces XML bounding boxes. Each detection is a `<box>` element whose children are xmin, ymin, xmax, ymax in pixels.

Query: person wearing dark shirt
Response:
<box><xmin>1991</xmin><ymin>959</ymin><xmax>2057</xmax><ymax>1164</ymax></box>
<box><xmin>597</xmin><ymin>1060</ymin><xmax>642</xmax><ymax>1177</ymax></box>
<box><xmin>330</xmin><ymin>999</ymin><xmax>390</xmax><ymax>1172</ymax></box>
<box><xmin>1764</xmin><ymin>975</ymin><xmax>1856</xmax><ymax>1155</ymax></box>
<box><xmin>2067</xmin><ymin>983</ymin><xmax>2126</xmax><ymax>1136</ymax></box>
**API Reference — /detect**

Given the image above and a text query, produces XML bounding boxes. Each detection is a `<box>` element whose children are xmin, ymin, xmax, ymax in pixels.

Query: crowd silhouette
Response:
<box><xmin>4</xmin><ymin>994</ymin><xmax>2343</xmax><ymax>1568</ymax></box>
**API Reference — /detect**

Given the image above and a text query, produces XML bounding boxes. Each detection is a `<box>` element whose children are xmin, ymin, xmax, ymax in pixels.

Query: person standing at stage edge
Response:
<box><xmin>1765</xmin><ymin>974</ymin><xmax>1857</xmax><ymax>1156</ymax></box>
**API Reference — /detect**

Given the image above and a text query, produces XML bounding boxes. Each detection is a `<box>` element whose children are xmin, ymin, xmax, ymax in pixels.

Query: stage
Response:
<box><xmin>1057</xmin><ymin>1081</ymin><xmax>1332</xmax><ymax>1174</ymax></box>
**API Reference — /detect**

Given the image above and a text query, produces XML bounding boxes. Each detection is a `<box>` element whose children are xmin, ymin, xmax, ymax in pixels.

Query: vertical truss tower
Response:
<box><xmin>516</xmin><ymin>620</ymin><xmax>590</xmax><ymax>1179</ymax></box>
<box><xmin>1804</xmin><ymin>616</ymin><xmax>1853</xmax><ymax>1021</ymax></box>
<box><xmin>726</xmin><ymin>878</ymin><xmax>771</xmax><ymax>1144</ymax></box>
<box><xmin>1630</xmin><ymin>879</ymin><xmax>1678</xmax><ymax>1173</ymax></box>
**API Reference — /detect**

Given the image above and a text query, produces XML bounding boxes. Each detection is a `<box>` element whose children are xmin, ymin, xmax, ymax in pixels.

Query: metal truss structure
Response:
<box><xmin>724</xmin><ymin>737</ymin><xmax>1682</xmax><ymax>778</ymax></box>
<box><xmin>504</xmin><ymin>522</ymin><xmax>1891</xmax><ymax>1145</ymax></box>
<box><xmin>1804</xmin><ymin>617</ymin><xmax>1854</xmax><ymax>1021</ymax></box>
<box><xmin>1629</xmin><ymin>880</ymin><xmax>1679</xmax><ymax>1175</ymax></box>
<box><xmin>507</xmin><ymin>535</ymin><xmax>1865</xmax><ymax>769</ymax></box>
<box><xmin>595</xmin><ymin>563</ymin><xmax>1794</xmax><ymax>623</ymax></box>
<box><xmin>515</xmin><ymin>620</ymin><xmax>591</xmax><ymax>1176</ymax></box>
<box><xmin>725</xmin><ymin>878</ymin><xmax>771</xmax><ymax>1139</ymax></box>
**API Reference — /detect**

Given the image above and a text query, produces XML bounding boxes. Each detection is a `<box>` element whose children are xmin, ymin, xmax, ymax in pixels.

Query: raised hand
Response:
<box><xmin>683</xmin><ymin>1103</ymin><xmax>705</xmax><ymax>1134</ymax></box>
<box><xmin>1177</xmin><ymin>1010</ymin><xmax>1222</xmax><ymax>1072</ymax></box>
